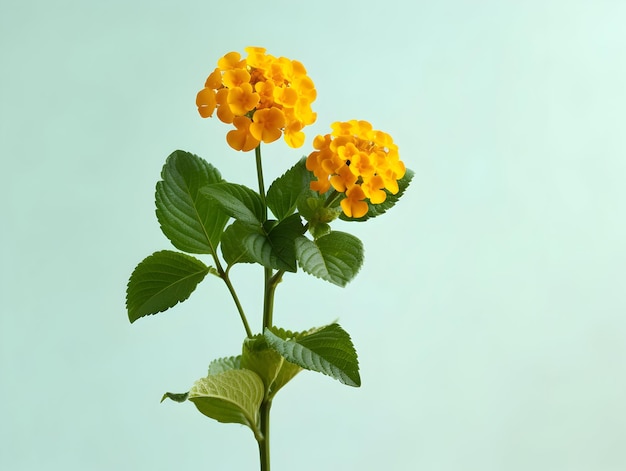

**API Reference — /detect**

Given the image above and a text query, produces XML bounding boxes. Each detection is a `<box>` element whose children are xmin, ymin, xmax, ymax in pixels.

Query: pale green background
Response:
<box><xmin>2</xmin><ymin>1</ymin><xmax>625</xmax><ymax>470</ymax></box>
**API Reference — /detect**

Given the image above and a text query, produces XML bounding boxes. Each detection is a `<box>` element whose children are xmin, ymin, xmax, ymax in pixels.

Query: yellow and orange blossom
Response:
<box><xmin>196</xmin><ymin>47</ymin><xmax>317</xmax><ymax>151</ymax></box>
<box><xmin>306</xmin><ymin>120</ymin><xmax>406</xmax><ymax>218</ymax></box>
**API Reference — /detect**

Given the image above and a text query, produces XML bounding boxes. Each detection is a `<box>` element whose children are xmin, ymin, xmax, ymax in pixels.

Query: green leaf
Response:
<box><xmin>340</xmin><ymin>168</ymin><xmax>414</xmax><ymax>221</ymax></box>
<box><xmin>126</xmin><ymin>250</ymin><xmax>209</xmax><ymax>323</ymax></box>
<box><xmin>155</xmin><ymin>150</ymin><xmax>229</xmax><ymax>253</ymax></box>
<box><xmin>222</xmin><ymin>215</ymin><xmax>304</xmax><ymax>272</ymax></box>
<box><xmin>201</xmin><ymin>182</ymin><xmax>264</xmax><ymax>226</ymax></box>
<box><xmin>188</xmin><ymin>369</ymin><xmax>264</xmax><ymax>439</ymax></box>
<box><xmin>264</xmin><ymin>324</ymin><xmax>361</xmax><ymax>387</ymax></box>
<box><xmin>294</xmin><ymin>231</ymin><xmax>363</xmax><ymax>286</ymax></box>
<box><xmin>161</xmin><ymin>391</ymin><xmax>189</xmax><ymax>403</ymax></box>
<box><xmin>161</xmin><ymin>357</ymin><xmax>242</xmax><ymax>415</ymax></box>
<box><xmin>208</xmin><ymin>356</ymin><xmax>242</xmax><ymax>375</ymax></box>
<box><xmin>241</xmin><ymin>336</ymin><xmax>302</xmax><ymax>400</ymax></box>
<box><xmin>296</xmin><ymin>190</ymin><xmax>341</xmax><ymax>225</ymax></box>
<box><xmin>265</xmin><ymin>213</ymin><xmax>304</xmax><ymax>272</ymax></box>
<box><xmin>308</xmin><ymin>222</ymin><xmax>331</xmax><ymax>239</ymax></box>
<box><xmin>295</xmin><ymin>190</ymin><xmax>342</xmax><ymax>239</ymax></box>
<box><xmin>270</xmin><ymin>357</ymin><xmax>305</xmax><ymax>398</ymax></box>
<box><xmin>296</xmin><ymin>191</ymin><xmax>325</xmax><ymax>221</ymax></box>
<box><xmin>266</xmin><ymin>157</ymin><xmax>313</xmax><ymax>220</ymax></box>
<box><xmin>220</xmin><ymin>221</ymin><xmax>259</xmax><ymax>266</ymax></box>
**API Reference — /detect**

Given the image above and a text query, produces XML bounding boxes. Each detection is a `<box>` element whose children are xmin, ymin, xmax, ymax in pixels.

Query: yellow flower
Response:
<box><xmin>215</xmin><ymin>89</ymin><xmax>234</xmax><ymax>124</ymax></box>
<box><xmin>227</xmin><ymin>116</ymin><xmax>260</xmax><ymax>152</ymax></box>
<box><xmin>222</xmin><ymin>68</ymin><xmax>251</xmax><ymax>88</ymax></box>
<box><xmin>205</xmin><ymin>68</ymin><xmax>222</xmax><ymax>89</ymax></box>
<box><xmin>196</xmin><ymin>88</ymin><xmax>216</xmax><ymax>118</ymax></box>
<box><xmin>306</xmin><ymin>120</ymin><xmax>406</xmax><ymax>218</ymax></box>
<box><xmin>196</xmin><ymin>47</ymin><xmax>317</xmax><ymax>152</ymax></box>
<box><xmin>283</xmin><ymin>119</ymin><xmax>305</xmax><ymax>148</ymax></box>
<box><xmin>341</xmin><ymin>185</ymin><xmax>369</xmax><ymax>219</ymax></box>
<box><xmin>226</xmin><ymin>83</ymin><xmax>259</xmax><ymax>116</ymax></box>
<box><xmin>250</xmin><ymin>108</ymin><xmax>285</xmax><ymax>143</ymax></box>
<box><xmin>217</xmin><ymin>52</ymin><xmax>244</xmax><ymax>70</ymax></box>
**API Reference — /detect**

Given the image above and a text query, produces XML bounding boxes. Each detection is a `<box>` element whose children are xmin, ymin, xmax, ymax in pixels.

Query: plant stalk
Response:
<box><xmin>258</xmin><ymin>398</ymin><xmax>272</xmax><ymax>471</ymax></box>
<box><xmin>210</xmin><ymin>237</ymin><xmax>252</xmax><ymax>338</ymax></box>
<box><xmin>221</xmin><ymin>269</ymin><xmax>253</xmax><ymax>338</ymax></box>
<box><xmin>256</xmin><ymin>143</ymin><xmax>273</xmax><ymax>471</ymax></box>
<box><xmin>255</xmin><ymin>145</ymin><xmax>268</xmax><ymax>221</ymax></box>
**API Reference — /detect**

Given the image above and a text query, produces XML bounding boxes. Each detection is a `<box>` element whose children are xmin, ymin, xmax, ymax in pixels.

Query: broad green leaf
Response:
<box><xmin>223</xmin><ymin>215</ymin><xmax>304</xmax><ymax>272</ymax></box>
<box><xmin>201</xmin><ymin>182</ymin><xmax>264</xmax><ymax>226</ymax></box>
<box><xmin>155</xmin><ymin>150</ymin><xmax>229</xmax><ymax>253</ymax></box>
<box><xmin>126</xmin><ymin>250</ymin><xmax>209</xmax><ymax>323</ymax></box>
<box><xmin>241</xmin><ymin>336</ymin><xmax>302</xmax><ymax>399</ymax></box>
<box><xmin>264</xmin><ymin>213</ymin><xmax>304</xmax><ymax>272</ymax></box>
<box><xmin>188</xmin><ymin>369</ymin><xmax>264</xmax><ymax>439</ymax></box>
<box><xmin>264</xmin><ymin>324</ymin><xmax>361</xmax><ymax>387</ymax></box>
<box><xmin>208</xmin><ymin>356</ymin><xmax>242</xmax><ymax>375</ymax></box>
<box><xmin>266</xmin><ymin>157</ymin><xmax>313</xmax><ymax>220</ymax></box>
<box><xmin>220</xmin><ymin>221</ymin><xmax>259</xmax><ymax>266</ymax></box>
<box><xmin>161</xmin><ymin>391</ymin><xmax>189</xmax><ymax>403</ymax></box>
<box><xmin>259</xmin><ymin>326</ymin><xmax>321</xmax><ymax>397</ymax></box>
<box><xmin>340</xmin><ymin>168</ymin><xmax>414</xmax><ymax>221</ymax></box>
<box><xmin>231</xmin><ymin>226</ymin><xmax>272</xmax><ymax>269</ymax></box>
<box><xmin>294</xmin><ymin>232</ymin><xmax>363</xmax><ymax>287</ymax></box>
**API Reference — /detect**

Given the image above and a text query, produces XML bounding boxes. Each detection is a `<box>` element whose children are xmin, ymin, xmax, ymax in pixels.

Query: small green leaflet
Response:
<box><xmin>161</xmin><ymin>391</ymin><xmax>189</xmax><ymax>403</ymax></box>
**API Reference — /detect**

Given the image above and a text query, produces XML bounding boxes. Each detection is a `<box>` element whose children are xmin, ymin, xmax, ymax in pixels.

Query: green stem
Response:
<box><xmin>208</xmin><ymin>238</ymin><xmax>252</xmax><ymax>338</ymax></box>
<box><xmin>258</xmin><ymin>398</ymin><xmax>272</xmax><ymax>471</ymax></box>
<box><xmin>324</xmin><ymin>189</ymin><xmax>343</xmax><ymax>208</ymax></box>
<box><xmin>255</xmin><ymin>143</ymin><xmax>273</xmax><ymax>471</ymax></box>
<box><xmin>263</xmin><ymin>270</ymin><xmax>285</xmax><ymax>329</ymax></box>
<box><xmin>254</xmin><ymin>141</ymin><xmax>343</xmax><ymax>470</ymax></box>
<box><xmin>262</xmin><ymin>267</ymin><xmax>272</xmax><ymax>330</ymax></box>
<box><xmin>257</xmin><ymin>143</ymin><xmax>273</xmax><ymax>330</ymax></box>
<box><xmin>221</xmin><ymin>268</ymin><xmax>253</xmax><ymax>338</ymax></box>
<box><xmin>255</xmin><ymin>145</ymin><xmax>268</xmax><ymax>221</ymax></box>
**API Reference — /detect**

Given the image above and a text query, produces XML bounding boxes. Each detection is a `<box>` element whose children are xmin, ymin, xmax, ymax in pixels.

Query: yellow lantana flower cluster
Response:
<box><xmin>196</xmin><ymin>47</ymin><xmax>317</xmax><ymax>152</ymax></box>
<box><xmin>306</xmin><ymin>120</ymin><xmax>406</xmax><ymax>218</ymax></box>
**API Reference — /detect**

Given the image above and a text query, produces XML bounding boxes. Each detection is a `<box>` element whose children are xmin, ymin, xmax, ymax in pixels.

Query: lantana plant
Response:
<box><xmin>125</xmin><ymin>46</ymin><xmax>413</xmax><ymax>470</ymax></box>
